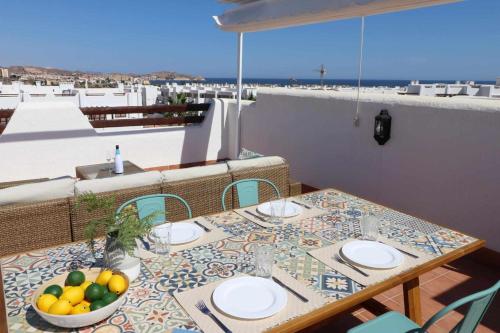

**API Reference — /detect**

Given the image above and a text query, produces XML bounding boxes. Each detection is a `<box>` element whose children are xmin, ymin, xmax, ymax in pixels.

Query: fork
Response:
<box><xmin>195</xmin><ymin>300</ymin><xmax>232</xmax><ymax>333</ymax></box>
<box><xmin>244</xmin><ymin>210</ymin><xmax>266</xmax><ymax>222</ymax></box>
<box><xmin>334</xmin><ymin>254</ymin><xmax>369</xmax><ymax>277</ymax></box>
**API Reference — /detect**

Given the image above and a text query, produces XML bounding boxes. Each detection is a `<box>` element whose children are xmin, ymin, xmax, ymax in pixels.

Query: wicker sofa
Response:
<box><xmin>0</xmin><ymin>156</ymin><xmax>301</xmax><ymax>257</ymax></box>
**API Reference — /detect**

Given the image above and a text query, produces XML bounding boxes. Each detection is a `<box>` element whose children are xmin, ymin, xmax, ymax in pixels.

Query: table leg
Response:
<box><xmin>403</xmin><ymin>277</ymin><xmax>422</xmax><ymax>325</ymax></box>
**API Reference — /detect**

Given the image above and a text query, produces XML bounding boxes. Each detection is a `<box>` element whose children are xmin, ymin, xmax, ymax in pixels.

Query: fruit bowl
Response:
<box><xmin>32</xmin><ymin>268</ymin><xmax>129</xmax><ymax>328</ymax></box>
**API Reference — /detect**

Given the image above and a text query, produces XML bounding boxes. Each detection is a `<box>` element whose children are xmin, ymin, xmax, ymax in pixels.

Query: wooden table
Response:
<box><xmin>0</xmin><ymin>189</ymin><xmax>484</xmax><ymax>333</ymax></box>
<box><xmin>75</xmin><ymin>160</ymin><xmax>144</xmax><ymax>180</ymax></box>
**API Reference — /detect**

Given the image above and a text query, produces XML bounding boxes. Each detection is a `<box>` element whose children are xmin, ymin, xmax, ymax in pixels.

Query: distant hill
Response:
<box><xmin>7</xmin><ymin>66</ymin><xmax>90</xmax><ymax>76</ymax></box>
<box><xmin>4</xmin><ymin>65</ymin><xmax>203</xmax><ymax>80</ymax></box>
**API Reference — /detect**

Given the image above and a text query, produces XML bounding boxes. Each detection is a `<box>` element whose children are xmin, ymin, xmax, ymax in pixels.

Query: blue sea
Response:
<box><xmin>152</xmin><ymin>78</ymin><xmax>495</xmax><ymax>88</ymax></box>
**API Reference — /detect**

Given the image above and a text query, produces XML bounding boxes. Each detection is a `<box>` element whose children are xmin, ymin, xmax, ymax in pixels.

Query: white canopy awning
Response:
<box><xmin>214</xmin><ymin>0</ymin><xmax>461</xmax><ymax>32</ymax></box>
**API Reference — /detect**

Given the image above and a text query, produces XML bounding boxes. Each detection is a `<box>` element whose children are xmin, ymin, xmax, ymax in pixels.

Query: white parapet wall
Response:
<box><xmin>0</xmin><ymin>99</ymin><xmax>235</xmax><ymax>181</ymax></box>
<box><xmin>239</xmin><ymin>88</ymin><xmax>500</xmax><ymax>251</ymax></box>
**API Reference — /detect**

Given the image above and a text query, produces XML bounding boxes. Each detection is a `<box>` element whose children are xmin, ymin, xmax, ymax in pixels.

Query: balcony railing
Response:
<box><xmin>0</xmin><ymin>104</ymin><xmax>211</xmax><ymax>134</ymax></box>
<box><xmin>80</xmin><ymin>103</ymin><xmax>211</xmax><ymax>128</ymax></box>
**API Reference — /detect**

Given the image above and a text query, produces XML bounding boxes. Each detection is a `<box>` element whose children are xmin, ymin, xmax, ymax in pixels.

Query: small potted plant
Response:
<box><xmin>76</xmin><ymin>193</ymin><xmax>158</xmax><ymax>281</ymax></box>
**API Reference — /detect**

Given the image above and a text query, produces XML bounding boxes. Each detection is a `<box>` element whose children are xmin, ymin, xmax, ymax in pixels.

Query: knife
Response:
<box><xmin>291</xmin><ymin>200</ymin><xmax>312</xmax><ymax>209</ymax></box>
<box><xmin>378</xmin><ymin>240</ymin><xmax>419</xmax><ymax>258</ymax></box>
<box><xmin>244</xmin><ymin>210</ymin><xmax>267</xmax><ymax>222</ymax></box>
<box><xmin>272</xmin><ymin>277</ymin><xmax>309</xmax><ymax>303</ymax></box>
<box><xmin>193</xmin><ymin>220</ymin><xmax>211</xmax><ymax>232</ymax></box>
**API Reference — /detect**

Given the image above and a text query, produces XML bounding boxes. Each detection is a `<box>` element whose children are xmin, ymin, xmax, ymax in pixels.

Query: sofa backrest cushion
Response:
<box><xmin>75</xmin><ymin>171</ymin><xmax>163</xmax><ymax>195</ymax></box>
<box><xmin>161</xmin><ymin>163</ymin><xmax>228</xmax><ymax>182</ymax></box>
<box><xmin>0</xmin><ymin>178</ymin><xmax>76</xmax><ymax>205</ymax></box>
<box><xmin>226</xmin><ymin>156</ymin><xmax>286</xmax><ymax>173</ymax></box>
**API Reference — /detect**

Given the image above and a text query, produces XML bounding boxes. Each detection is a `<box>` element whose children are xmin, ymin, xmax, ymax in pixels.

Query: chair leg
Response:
<box><xmin>403</xmin><ymin>277</ymin><xmax>422</xmax><ymax>325</ymax></box>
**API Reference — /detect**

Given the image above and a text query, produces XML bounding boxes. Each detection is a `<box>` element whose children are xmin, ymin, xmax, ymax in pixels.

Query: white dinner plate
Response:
<box><xmin>341</xmin><ymin>240</ymin><xmax>404</xmax><ymax>269</ymax></box>
<box><xmin>152</xmin><ymin>222</ymin><xmax>204</xmax><ymax>245</ymax></box>
<box><xmin>212</xmin><ymin>276</ymin><xmax>288</xmax><ymax>319</ymax></box>
<box><xmin>257</xmin><ymin>200</ymin><xmax>302</xmax><ymax>218</ymax></box>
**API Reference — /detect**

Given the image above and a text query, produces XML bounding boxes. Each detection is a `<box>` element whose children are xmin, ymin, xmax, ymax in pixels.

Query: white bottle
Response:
<box><xmin>114</xmin><ymin>145</ymin><xmax>124</xmax><ymax>174</ymax></box>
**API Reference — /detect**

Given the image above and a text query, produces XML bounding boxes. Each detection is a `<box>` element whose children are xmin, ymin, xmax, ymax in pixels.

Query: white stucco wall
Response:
<box><xmin>240</xmin><ymin>89</ymin><xmax>500</xmax><ymax>251</ymax></box>
<box><xmin>0</xmin><ymin>99</ymin><xmax>234</xmax><ymax>181</ymax></box>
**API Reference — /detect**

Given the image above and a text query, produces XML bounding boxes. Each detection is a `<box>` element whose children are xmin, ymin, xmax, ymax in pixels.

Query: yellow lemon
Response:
<box><xmin>48</xmin><ymin>299</ymin><xmax>72</xmax><ymax>315</ymax></box>
<box><xmin>80</xmin><ymin>280</ymin><xmax>92</xmax><ymax>291</ymax></box>
<box><xmin>107</xmin><ymin>275</ymin><xmax>127</xmax><ymax>295</ymax></box>
<box><xmin>63</xmin><ymin>286</ymin><xmax>73</xmax><ymax>292</ymax></box>
<box><xmin>80</xmin><ymin>300</ymin><xmax>91</xmax><ymax>307</ymax></box>
<box><xmin>70</xmin><ymin>303</ymin><xmax>90</xmax><ymax>315</ymax></box>
<box><xmin>60</xmin><ymin>286</ymin><xmax>84</xmax><ymax>306</ymax></box>
<box><xmin>37</xmin><ymin>294</ymin><xmax>58</xmax><ymax>313</ymax></box>
<box><xmin>95</xmin><ymin>270</ymin><xmax>113</xmax><ymax>286</ymax></box>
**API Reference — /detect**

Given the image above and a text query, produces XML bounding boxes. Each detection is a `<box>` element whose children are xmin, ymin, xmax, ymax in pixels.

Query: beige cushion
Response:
<box><xmin>162</xmin><ymin>163</ymin><xmax>228</xmax><ymax>182</ymax></box>
<box><xmin>75</xmin><ymin>171</ymin><xmax>162</xmax><ymax>195</ymax></box>
<box><xmin>227</xmin><ymin>156</ymin><xmax>286</xmax><ymax>172</ymax></box>
<box><xmin>0</xmin><ymin>178</ymin><xmax>76</xmax><ymax>205</ymax></box>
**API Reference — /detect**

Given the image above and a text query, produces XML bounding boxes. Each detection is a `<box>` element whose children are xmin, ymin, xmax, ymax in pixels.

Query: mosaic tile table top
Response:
<box><xmin>0</xmin><ymin>189</ymin><xmax>480</xmax><ymax>333</ymax></box>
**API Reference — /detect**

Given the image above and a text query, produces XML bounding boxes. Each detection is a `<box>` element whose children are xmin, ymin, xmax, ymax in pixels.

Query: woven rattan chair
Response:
<box><xmin>70</xmin><ymin>184</ymin><xmax>162</xmax><ymax>241</ymax></box>
<box><xmin>0</xmin><ymin>199</ymin><xmax>72</xmax><ymax>256</ymax></box>
<box><xmin>161</xmin><ymin>173</ymin><xmax>233</xmax><ymax>221</ymax></box>
<box><xmin>221</xmin><ymin>178</ymin><xmax>280</xmax><ymax>211</ymax></box>
<box><xmin>116</xmin><ymin>193</ymin><xmax>192</xmax><ymax>225</ymax></box>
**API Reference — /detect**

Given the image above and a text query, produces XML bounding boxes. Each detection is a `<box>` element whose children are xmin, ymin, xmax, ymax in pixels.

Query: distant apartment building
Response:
<box><xmin>404</xmin><ymin>80</ymin><xmax>500</xmax><ymax>98</ymax></box>
<box><xmin>0</xmin><ymin>68</ymin><xmax>8</xmax><ymax>78</ymax></box>
<box><xmin>0</xmin><ymin>81</ymin><xmax>160</xmax><ymax>110</ymax></box>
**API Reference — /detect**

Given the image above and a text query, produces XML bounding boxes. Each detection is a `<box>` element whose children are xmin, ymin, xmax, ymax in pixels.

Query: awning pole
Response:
<box><xmin>236</xmin><ymin>32</ymin><xmax>244</xmax><ymax>155</ymax></box>
<box><xmin>354</xmin><ymin>16</ymin><xmax>365</xmax><ymax>126</ymax></box>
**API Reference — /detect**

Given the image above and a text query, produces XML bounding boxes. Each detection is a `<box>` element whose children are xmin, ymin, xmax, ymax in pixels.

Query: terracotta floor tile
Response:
<box><xmin>433</xmin><ymin>308</ymin><xmax>464</xmax><ymax>330</ymax></box>
<box><xmin>372</xmin><ymin>293</ymin><xmax>388</xmax><ymax>303</ymax></box>
<box><xmin>444</xmin><ymin>267</ymin><xmax>473</xmax><ymax>284</ymax></box>
<box><xmin>427</xmin><ymin>324</ymin><xmax>451</xmax><ymax>333</ymax></box>
<box><xmin>420</xmin><ymin>266</ymin><xmax>449</xmax><ymax>284</ymax></box>
<box><xmin>379</xmin><ymin>297</ymin><xmax>405</xmax><ymax>312</ymax></box>
<box><xmin>380</xmin><ymin>285</ymin><xmax>402</xmax><ymax>299</ymax></box>
<box><xmin>421</xmin><ymin>275</ymin><xmax>458</xmax><ymax>298</ymax></box>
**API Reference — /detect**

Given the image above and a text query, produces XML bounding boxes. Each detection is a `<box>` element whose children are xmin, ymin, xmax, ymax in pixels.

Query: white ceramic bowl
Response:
<box><xmin>32</xmin><ymin>268</ymin><xmax>129</xmax><ymax>328</ymax></box>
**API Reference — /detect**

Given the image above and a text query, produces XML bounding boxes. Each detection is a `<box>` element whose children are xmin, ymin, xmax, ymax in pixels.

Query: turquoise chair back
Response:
<box><xmin>221</xmin><ymin>178</ymin><xmax>280</xmax><ymax>211</ymax></box>
<box><xmin>421</xmin><ymin>280</ymin><xmax>500</xmax><ymax>333</ymax></box>
<box><xmin>348</xmin><ymin>280</ymin><xmax>499</xmax><ymax>333</ymax></box>
<box><xmin>116</xmin><ymin>194</ymin><xmax>192</xmax><ymax>226</ymax></box>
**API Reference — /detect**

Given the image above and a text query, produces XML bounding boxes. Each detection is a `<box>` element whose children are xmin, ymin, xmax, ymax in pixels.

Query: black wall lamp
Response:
<box><xmin>374</xmin><ymin>109</ymin><xmax>391</xmax><ymax>145</ymax></box>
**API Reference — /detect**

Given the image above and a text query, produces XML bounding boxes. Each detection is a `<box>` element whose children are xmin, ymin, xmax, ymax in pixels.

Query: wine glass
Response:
<box><xmin>105</xmin><ymin>150</ymin><xmax>113</xmax><ymax>175</ymax></box>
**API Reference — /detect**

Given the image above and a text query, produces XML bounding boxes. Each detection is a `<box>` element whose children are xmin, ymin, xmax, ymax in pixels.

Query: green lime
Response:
<box><xmin>102</xmin><ymin>292</ymin><xmax>118</xmax><ymax>305</ymax></box>
<box><xmin>65</xmin><ymin>271</ymin><xmax>85</xmax><ymax>286</ymax></box>
<box><xmin>90</xmin><ymin>299</ymin><xmax>107</xmax><ymax>311</ymax></box>
<box><xmin>84</xmin><ymin>283</ymin><xmax>105</xmax><ymax>302</ymax></box>
<box><xmin>43</xmin><ymin>285</ymin><xmax>63</xmax><ymax>298</ymax></box>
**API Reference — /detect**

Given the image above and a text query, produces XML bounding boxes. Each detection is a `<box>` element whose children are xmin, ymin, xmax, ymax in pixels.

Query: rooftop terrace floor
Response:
<box><xmin>302</xmin><ymin>255</ymin><xmax>499</xmax><ymax>333</ymax></box>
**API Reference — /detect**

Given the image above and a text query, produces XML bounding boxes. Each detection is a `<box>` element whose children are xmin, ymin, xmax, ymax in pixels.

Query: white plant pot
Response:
<box><xmin>105</xmin><ymin>235</ymin><xmax>141</xmax><ymax>282</ymax></box>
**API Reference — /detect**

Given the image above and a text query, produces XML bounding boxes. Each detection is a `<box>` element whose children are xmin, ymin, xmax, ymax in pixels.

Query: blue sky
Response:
<box><xmin>1</xmin><ymin>0</ymin><xmax>499</xmax><ymax>80</ymax></box>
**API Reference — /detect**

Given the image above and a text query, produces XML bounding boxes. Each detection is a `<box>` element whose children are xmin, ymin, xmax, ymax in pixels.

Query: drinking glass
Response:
<box><xmin>360</xmin><ymin>212</ymin><xmax>379</xmax><ymax>241</ymax></box>
<box><xmin>105</xmin><ymin>150</ymin><xmax>113</xmax><ymax>175</ymax></box>
<box><xmin>269</xmin><ymin>198</ymin><xmax>286</xmax><ymax>225</ymax></box>
<box><xmin>150</xmin><ymin>223</ymin><xmax>172</xmax><ymax>265</ymax></box>
<box><xmin>254</xmin><ymin>243</ymin><xmax>274</xmax><ymax>278</ymax></box>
